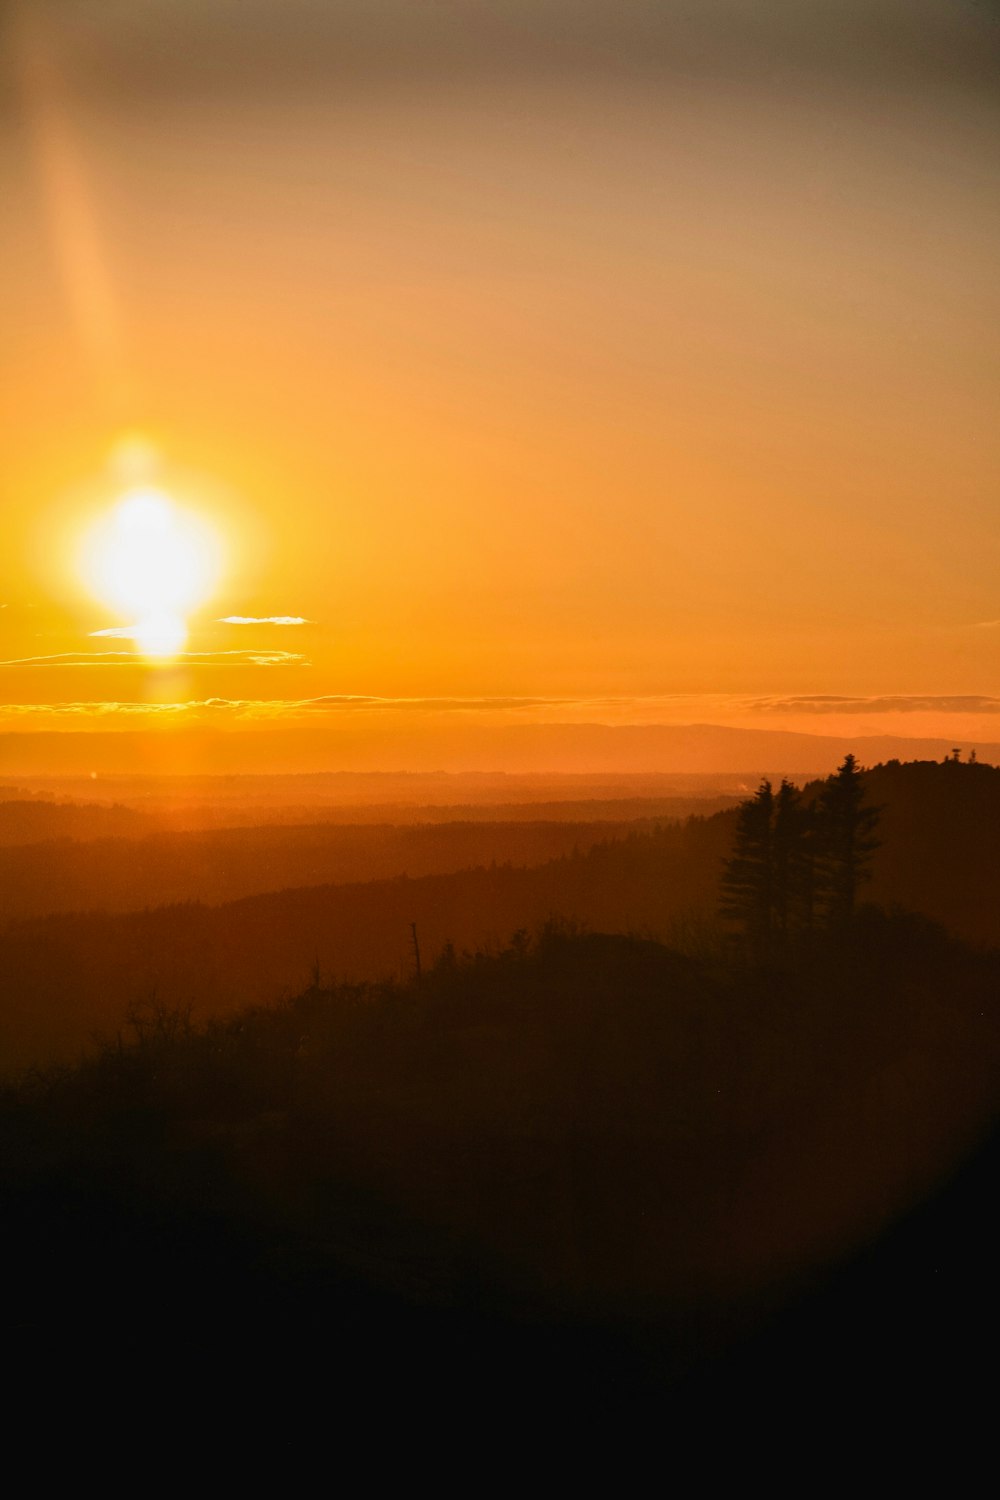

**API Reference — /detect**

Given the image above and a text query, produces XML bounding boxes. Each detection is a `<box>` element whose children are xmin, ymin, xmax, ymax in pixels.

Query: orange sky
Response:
<box><xmin>1</xmin><ymin>1</ymin><xmax>998</xmax><ymax>767</ymax></box>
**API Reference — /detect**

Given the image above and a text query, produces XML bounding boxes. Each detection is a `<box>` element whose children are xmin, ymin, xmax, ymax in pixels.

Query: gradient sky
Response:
<box><xmin>1</xmin><ymin>1</ymin><xmax>998</xmax><ymax>758</ymax></box>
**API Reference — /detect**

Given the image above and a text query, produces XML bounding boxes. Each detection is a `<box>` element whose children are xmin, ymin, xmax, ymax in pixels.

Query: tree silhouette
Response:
<box><xmin>721</xmin><ymin>758</ymin><xmax>882</xmax><ymax>952</ymax></box>
<box><xmin>772</xmin><ymin>778</ymin><xmax>818</xmax><ymax>940</ymax></box>
<box><xmin>815</xmin><ymin>754</ymin><xmax>881</xmax><ymax>925</ymax></box>
<box><xmin>720</xmin><ymin>779</ymin><xmax>775</xmax><ymax>959</ymax></box>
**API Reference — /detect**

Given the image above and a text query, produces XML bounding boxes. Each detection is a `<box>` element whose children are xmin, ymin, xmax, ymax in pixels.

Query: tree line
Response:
<box><xmin>721</xmin><ymin>754</ymin><xmax>880</xmax><ymax>958</ymax></box>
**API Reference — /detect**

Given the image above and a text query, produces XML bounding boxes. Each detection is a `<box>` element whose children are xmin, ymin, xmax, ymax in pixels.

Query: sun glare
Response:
<box><xmin>132</xmin><ymin>612</ymin><xmax>189</xmax><ymax>657</ymax></box>
<box><xmin>82</xmin><ymin>489</ymin><xmax>223</xmax><ymax>658</ymax></box>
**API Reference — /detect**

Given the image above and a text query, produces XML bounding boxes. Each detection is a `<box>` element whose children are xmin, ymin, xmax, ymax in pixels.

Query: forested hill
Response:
<box><xmin>2</xmin><ymin>817</ymin><xmax>732</xmax><ymax>1067</ymax></box>
<box><xmin>858</xmin><ymin>758</ymin><xmax>1000</xmax><ymax>943</ymax></box>
<box><xmin>1</xmin><ymin>758</ymin><xmax>998</xmax><ymax>1070</ymax></box>
<box><xmin>0</xmin><ymin>807</ymin><xmax>735</xmax><ymax>922</ymax></box>
<box><xmin>0</xmin><ymin>799</ymin><xmax>150</xmax><ymax>846</ymax></box>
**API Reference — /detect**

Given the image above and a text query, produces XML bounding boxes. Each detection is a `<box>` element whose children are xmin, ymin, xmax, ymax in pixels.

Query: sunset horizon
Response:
<box><xmin>2</xmin><ymin>1</ymin><xmax>997</xmax><ymax>1454</ymax></box>
<box><xmin>3</xmin><ymin>0</ymin><xmax>998</xmax><ymax>774</ymax></box>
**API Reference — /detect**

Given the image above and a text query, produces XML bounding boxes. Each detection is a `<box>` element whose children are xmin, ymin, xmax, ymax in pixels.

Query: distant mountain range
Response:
<box><xmin>1</xmin><ymin>720</ymin><xmax>997</xmax><ymax>775</ymax></box>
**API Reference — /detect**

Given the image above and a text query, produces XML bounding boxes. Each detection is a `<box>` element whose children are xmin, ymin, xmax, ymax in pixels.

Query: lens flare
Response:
<box><xmin>132</xmin><ymin>613</ymin><xmax>188</xmax><ymax>658</ymax></box>
<box><xmin>82</xmin><ymin>489</ymin><xmax>222</xmax><ymax>658</ymax></box>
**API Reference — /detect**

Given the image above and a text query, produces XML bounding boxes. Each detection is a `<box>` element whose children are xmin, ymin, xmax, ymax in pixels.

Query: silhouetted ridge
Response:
<box><xmin>3</xmin><ymin>757</ymin><xmax>1000</xmax><ymax>1070</ymax></box>
<box><xmin>2</xmin><ymin>916</ymin><xmax>996</xmax><ymax>1427</ymax></box>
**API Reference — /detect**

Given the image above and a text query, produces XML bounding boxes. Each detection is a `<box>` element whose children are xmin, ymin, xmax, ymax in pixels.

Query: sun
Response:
<box><xmin>131</xmin><ymin>613</ymin><xmax>190</xmax><ymax>657</ymax></box>
<box><xmin>82</xmin><ymin>489</ymin><xmax>223</xmax><ymax>658</ymax></box>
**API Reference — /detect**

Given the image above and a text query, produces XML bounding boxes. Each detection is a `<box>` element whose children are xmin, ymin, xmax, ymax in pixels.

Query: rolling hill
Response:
<box><xmin>2</xmin><ymin>759</ymin><xmax>999</xmax><ymax>1069</ymax></box>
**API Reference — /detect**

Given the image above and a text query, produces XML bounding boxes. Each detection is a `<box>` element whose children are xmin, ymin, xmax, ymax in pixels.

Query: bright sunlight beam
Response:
<box><xmin>81</xmin><ymin>489</ymin><xmax>223</xmax><ymax>658</ymax></box>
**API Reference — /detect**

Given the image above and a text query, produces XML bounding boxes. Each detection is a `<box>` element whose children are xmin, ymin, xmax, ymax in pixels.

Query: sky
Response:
<box><xmin>1</xmin><ymin>1</ymin><xmax>998</xmax><ymax>767</ymax></box>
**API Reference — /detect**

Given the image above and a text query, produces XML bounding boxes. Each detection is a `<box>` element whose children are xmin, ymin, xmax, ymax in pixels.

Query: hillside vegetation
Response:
<box><xmin>3</xmin><ymin>757</ymin><xmax>998</xmax><ymax>1424</ymax></box>
<box><xmin>0</xmin><ymin>811</ymin><xmax>719</xmax><ymax>922</ymax></box>
<box><xmin>3</xmin><ymin>914</ymin><xmax>996</xmax><ymax>1419</ymax></box>
<box><xmin>2</xmin><ymin>759</ymin><xmax>998</xmax><ymax>1070</ymax></box>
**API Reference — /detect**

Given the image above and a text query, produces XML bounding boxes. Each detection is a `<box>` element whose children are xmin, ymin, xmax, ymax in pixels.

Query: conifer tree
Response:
<box><xmin>815</xmin><ymin>754</ymin><xmax>881</xmax><ymax>925</ymax></box>
<box><xmin>720</xmin><ymin>760</ymin><xmax>881</xmax><ymax>954</ymax></box>
<box><xmin>772</xmin><ymin>778</ymin><xmax>817</xmax><ymax>941</ymax></box>
<box><xmin>720</xmin><ymin>779</ymin><xmax>775</xmax><ymax>958</ymax></box>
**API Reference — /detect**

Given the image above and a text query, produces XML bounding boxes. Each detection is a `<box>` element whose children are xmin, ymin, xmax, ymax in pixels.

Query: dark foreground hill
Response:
<box><xmin>2</xmin><ymin>758</ymin><xmax>999</xmax><ymax>1071</ymax></box>
<box><xmin>3</xmin><ymin>918</ymin><xmax>996</xmax><ymax>1438</ymax></box>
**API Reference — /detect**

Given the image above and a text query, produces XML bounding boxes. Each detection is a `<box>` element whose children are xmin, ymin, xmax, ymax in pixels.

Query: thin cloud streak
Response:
<box><xmin>749</xmin><ymin>695</ymin><xmax>1000</xmax><ymax>715</ymax></box>
<box><xmin>298</xmin><ymin>695</ymin><xmax>566</xmax><ymax>713</ymax></box>
<box><xmin>3</xmin><ymin>694</ymin><xmax>1000</xmax><ymax>736</ymax></box>
<box><xmin>0</xmin><ymin>694</ymin><xmax>568</xmax><ymax>718</ymax></box>
<box><xmin>218</xmin><ymin>616</ymin><xmax>313</xmax><ymax>626</ymax></box>
<box><xmin>3</xmin><ymin>692</ymin><xmax>1000</xmax><ymax>724</ymax></box>
<box><xmin>1</xmin><ymin>650</ymin><xmax>308</xmax><ymax>668</ymax></box>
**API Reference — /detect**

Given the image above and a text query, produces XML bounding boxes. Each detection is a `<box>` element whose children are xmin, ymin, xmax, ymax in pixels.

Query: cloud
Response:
<box><xmin>218</xmin><ymin>616</ymin><xmax>313</xmax><ymax>626</ymax></box>
<box><xmin>1</xmin><ymin>650</ymin><xmax>307</xmax><ymax>668</ymax></box>
<box><xmin>748</xmin><ymin>695</ymin><xmax>1000</xmax><ymax>715</ymax></box>
<box><xmin>1</xmin><ymin>652</ymin><xmax>156</xmax><ymax>667</ymax></box>
<box><xmin>0</xmin><ymin>693</ymin><xmax>574</xmax><ymax>724</ymax></box>
<box><xmin>260</xmin><ymin>691</ymin><xmax>1000</xmax><ymax>719</ymax></box>
<box><xmin>0</xmin><ymin>700</ymin><xmax>202</xmax><ymax>720</ymax></box>
<box><xmin>221</xmin><ymin>651</ymin><xmax>309</xmax><ymax>667</ymax></box>
<box><xmin>4</xmin><ymin>691</ymin><xmax>1000</xmax><ymax>731</ymax></box>
<box><xmin>294</xmin><ymin>695</ymin><xmax>565</xmax><ymax>713</ymax></box>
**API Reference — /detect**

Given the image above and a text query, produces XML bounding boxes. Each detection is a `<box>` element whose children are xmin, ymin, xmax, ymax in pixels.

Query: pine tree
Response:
<box><xmin>720</xmin><ymin>779</ymin><xmax>775</xmax><ymax>958</ymax></box>
<box><xmin>815</xmin><ymin>754</ymin><xmax>881</xmax><ymax>925</ymax></box>
<box><xmin>772</xmin><ymin>778</ymin><xmax>818</xmax><ymax>941</ymax></box>
<box><xmin>720</xmin><ymin>760</ymin><xmax>881</xmax><ymax>955</ymax></box>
